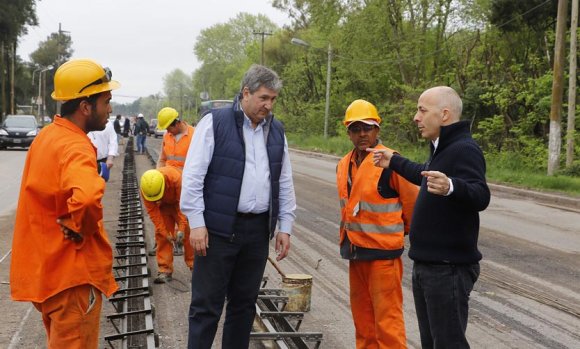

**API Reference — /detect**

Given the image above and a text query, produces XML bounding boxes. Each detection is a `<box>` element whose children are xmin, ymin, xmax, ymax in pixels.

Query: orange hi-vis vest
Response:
<box><xmin>10</xmin><ymin>116</ymin><xmax>118</xmax><ymax>303</ymax></box>
<box><xmin>337</xmin><ymin>144</ymin><xmax>414</xmax><ymax>251</ymax></box>
<box><xmin>161</xmin><ymin>124</ymin><xmax>195</xmax><ymax>169</ymax></box>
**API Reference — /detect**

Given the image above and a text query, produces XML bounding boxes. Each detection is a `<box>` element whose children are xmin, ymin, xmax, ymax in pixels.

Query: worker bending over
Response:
<box><xmin>140</xmin><ymin>167</ymin><xmax>194</xmax><ymax>283</ymax></box>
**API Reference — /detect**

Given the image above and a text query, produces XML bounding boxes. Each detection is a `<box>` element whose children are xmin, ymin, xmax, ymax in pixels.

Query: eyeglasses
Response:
<box><xmin>78</xmin><ymin>67</ymin><xmax>112</xmax><ymax>93</ymax></box>
<box><xmin>348</xmin><ymin>123</ymin><xmax>376</xmax><ymax>133</ymax></box>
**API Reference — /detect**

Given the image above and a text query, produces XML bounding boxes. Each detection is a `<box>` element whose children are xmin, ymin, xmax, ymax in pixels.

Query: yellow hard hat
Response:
<box><xmin>343</xmin><ymin>99</ymin><xmax>382</xmax><ymax>127</ymax></box>
<box><xmin>157</xmin><ymin>107</ymin><xmax>179</xmax><ymax>130</ymax></box>
<box><xmin>140</xmin><ymin>170</ymin><xmax>165</xmax><ymax>202</ymax></box>
<box><xmin>51</xmin><ymin>59</ymin><xmax>120</xmax><ymax>101</ymax></box>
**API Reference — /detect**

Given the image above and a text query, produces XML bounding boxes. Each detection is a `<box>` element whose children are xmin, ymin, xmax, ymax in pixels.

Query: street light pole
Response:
<box><xmin>37</xmin><ymin>66</ymin><xmax>53</xmax><ymax>125</ymax></box>
<box><xmin>291</xmin><ymin>38</ymin><xmax>332</xmax><ymax>138</ymax></box>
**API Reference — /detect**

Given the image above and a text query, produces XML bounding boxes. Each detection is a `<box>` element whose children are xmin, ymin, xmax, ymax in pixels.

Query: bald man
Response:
<box><xmin>368</xmin><ymin>86</ymin><xmax>490</xmax><ymax>348</ymax></box>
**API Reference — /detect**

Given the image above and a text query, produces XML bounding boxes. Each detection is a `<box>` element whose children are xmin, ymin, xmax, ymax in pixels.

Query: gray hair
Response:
<box><xmin>239</xmin><ymin>64</ymin><xmax>283</xmax><ymax>94</ymax></box>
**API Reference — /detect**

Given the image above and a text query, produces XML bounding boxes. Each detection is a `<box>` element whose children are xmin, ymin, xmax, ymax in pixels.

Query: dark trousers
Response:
<box><xmin>187</xmin><ymin>213</ymin><xmax>269</xmax><ymax>349</ymax></box>
<box><xmin>412</xmin><ymin>262</ymin><xmax>480</xmax><ymax>349</ymax></box>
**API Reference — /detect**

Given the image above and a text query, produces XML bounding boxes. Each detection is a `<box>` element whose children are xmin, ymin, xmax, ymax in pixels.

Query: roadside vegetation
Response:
<box><xmin>287</xmin><ymin>133</ymin><xmax>580</xmax><ymax>196</ymax></box>
<box><xmin>2</xmin><ymin>0</ymin><xmax>578</xmax><ymax>188</ymax></box>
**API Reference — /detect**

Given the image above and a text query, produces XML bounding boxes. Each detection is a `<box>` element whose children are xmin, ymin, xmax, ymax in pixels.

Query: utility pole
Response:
<box><xmin>57</xmin><ymin>23</ymin><xmax>70</xmax><ymax>65</ymax></box>
<box><xmin>547</xmin><ymin>0</ymin><xmax>568</xmax><ymax>176</ymax></box>
<box><xmin>253</xmin><ymin>31</ymin><xmax>272</xmax><ymax>65</ymax></box>
<box><xmin>566</xmin><ymin>0</ymin><xmax>579</xmax><ymax>168</ymax></box>
<box><xmin>1</xmin><ymin>43</ymin><xmax>5</xmax><ymax>119</ymax></box>
<box><xmin>10</xmin><ymin>42</ymin><xmax>15</xmax><ymax>114</ymax></box>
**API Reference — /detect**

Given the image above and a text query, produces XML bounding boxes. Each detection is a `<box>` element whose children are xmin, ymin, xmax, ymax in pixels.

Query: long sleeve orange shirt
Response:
<box><xmin>142</xmin><ymin>166</ymin><xmax>188</xmax><ymax>233</ymax></box>
<box><xmin>10</xmin><ymin>116</ymin><xmax>118</xmax><ymax>303</ymax></box>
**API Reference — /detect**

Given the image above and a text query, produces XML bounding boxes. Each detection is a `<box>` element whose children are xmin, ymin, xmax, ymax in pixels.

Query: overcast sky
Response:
<box><xmin>17</xmin><ymin>0</ymin><xmax>290</xmax><ymax>103</ymax></box>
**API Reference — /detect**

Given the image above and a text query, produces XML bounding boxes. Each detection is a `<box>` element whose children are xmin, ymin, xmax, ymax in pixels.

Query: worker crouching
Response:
<box><xmin>140</xmin><ymin>167</ymin><xmax>194</xmax><ymax>283</ymax></box>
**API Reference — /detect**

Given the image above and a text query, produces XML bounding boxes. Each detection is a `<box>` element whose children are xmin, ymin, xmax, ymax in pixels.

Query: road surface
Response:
<box><xmin>0</xmin><ymin>141</ymin><xmax>579</xmax><ymax>348</ymax></box>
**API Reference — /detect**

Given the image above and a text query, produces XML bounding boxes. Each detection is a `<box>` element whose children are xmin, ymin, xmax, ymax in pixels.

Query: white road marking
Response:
<box><xmin>8</xmin><ymin>304</ymin><xmax>33</xmax><ymax>349</ymax></box>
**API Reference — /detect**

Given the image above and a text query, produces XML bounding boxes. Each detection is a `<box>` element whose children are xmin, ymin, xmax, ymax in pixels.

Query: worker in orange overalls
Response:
<box><xmin>147</xmin><ymin>107</ymin><xmax>195</xmax><ymax>256</ymax></box>
<box><xmin>140</xmin><ymin>167</ymin><xmax>194</xmax><ymax>283</ymax></box>
<box><xmin>156</xmin><ymin>106</ymin><xmax>195</xmax><ymax>170</ymax></box>
<box><xmin>10</xmin><ymin>58</ymin><xmax>120</xmax><ymax>349</ymax></box>
<box><xmin>336</xmin><ymin>99</ymin><xmax>419</xmax><ymax>349</ymax></box>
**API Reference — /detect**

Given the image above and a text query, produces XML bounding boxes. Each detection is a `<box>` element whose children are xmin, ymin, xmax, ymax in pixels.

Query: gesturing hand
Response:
<box><xmin>421</xmin><ymin>171</ymin><xmax>450</xmax><ymax>196</ymax></box>
<box><xmin>366</xmin><ymin>148</ymin><xmax>394</xmax><ymax>168</ymax></box>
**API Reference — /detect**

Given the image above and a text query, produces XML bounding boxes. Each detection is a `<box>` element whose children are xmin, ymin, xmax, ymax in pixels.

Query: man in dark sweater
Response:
<box><xmin>369</xmin><ymin>86</ymin><xmax>490</xmax><ymax>348</ymax></box>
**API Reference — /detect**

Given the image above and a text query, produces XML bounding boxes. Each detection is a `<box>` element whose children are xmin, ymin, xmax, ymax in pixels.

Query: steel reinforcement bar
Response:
<box><xmin>105</xmin><ymin>138</ymin><xmax>157</xmax><ymax>349</ymax></box>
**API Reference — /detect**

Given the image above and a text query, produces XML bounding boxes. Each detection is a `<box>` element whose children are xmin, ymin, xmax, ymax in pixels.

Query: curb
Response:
<box><xmin>289</xmin><ymin>148</ymin><xmax>580</xmax><ymax>210</ymax></box>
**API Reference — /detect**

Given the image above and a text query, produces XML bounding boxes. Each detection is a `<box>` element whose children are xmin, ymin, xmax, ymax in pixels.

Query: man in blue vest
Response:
<box><xmin>181</xmin><ymin>64</ymin><xmax>296</xmax><ymax>349</ymax></box>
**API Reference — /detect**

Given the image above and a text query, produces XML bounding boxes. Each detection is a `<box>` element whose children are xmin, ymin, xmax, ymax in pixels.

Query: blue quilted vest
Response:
<box><xmin>203</xmin><ymin>100</ymin><xmax>285</xmax><ymax>239</ymax></box>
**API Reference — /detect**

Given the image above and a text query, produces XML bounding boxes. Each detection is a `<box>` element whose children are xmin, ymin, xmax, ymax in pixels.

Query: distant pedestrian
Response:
<box><xmin>369</xmin><ymin>86</ymin><xmax>490</xmax><ymax>349</ymax></box>
<box><xmin>134</xmin><ymin>113</ymin><xmax>148</xmax><ymax>154</ymax></box>
<box><xmin>10</xmin><ymin>58</ymin><xmax>120</xmax><ymax>349</ymax></box>
<box><xmin>113</xmin><ymin>114</ymin><xmax>122</xmax><ymax>144</ymax></box>
<box><xmin>122</xmin><ymin>116</ymin><xmax>131</xmax><ymax>138</ymax></box>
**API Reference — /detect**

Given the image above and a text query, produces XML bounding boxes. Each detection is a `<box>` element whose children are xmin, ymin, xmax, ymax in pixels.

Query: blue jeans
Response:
<box><xmin>136</xmin><ymin>134</ymin><xmax>146</xmax><ymax>153</ymax></box>
<box><xmin>412</xmin><ymin>262</ymin><xmax>480</xmax><ymax>349</ymax></box>
<box><xmin>187</xmin><ymin>213</ymin><xmax>269</xmax><ymax>349</ymax></box>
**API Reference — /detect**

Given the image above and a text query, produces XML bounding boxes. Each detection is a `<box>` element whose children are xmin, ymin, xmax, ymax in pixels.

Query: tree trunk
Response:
<box><xmin>548</xmin><ymin>0</ymin><xmax>568</xmax><ymax>175</ymax></box>
<box><xmin>566</xmin><ymin>0</ymin><xmax>578</xmax><ymax>168</ymax></box>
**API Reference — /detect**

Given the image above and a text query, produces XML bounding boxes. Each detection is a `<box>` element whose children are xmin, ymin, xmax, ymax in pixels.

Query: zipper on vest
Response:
<box><xmin>230</xmin><ymin>233</ymin><xmax>235</xmax><ymax>242</ymax></box>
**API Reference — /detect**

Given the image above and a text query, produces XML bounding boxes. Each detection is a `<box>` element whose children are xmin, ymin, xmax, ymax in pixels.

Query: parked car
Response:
<box><xmin>0</xmin><ymin>114</ymin><xmax>39</xmax><ymax>149</ymax></box>
<box><xmin>154</xmin><ymin>128</ymin><xmax>166</xmax><ymax>138</ymax></box>
<box><xmin>199</xmin><ymin>99</ymin><xmax>233</xmax><ymax>119</ymax></box>
<box><xmin>148</xmin><ymin>118</ymin><xmax>157</xmax><ymax>136</ymax></box>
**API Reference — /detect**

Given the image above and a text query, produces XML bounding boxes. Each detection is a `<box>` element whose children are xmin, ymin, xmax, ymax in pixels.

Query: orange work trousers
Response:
<box><xmin>349</xmin><ymin>258</ymin><xmax>406</xmax><ymax>349</ymax></box>
<box><xmin>33</xmin><ymin>284</ymin><xmax>102</xmax><ymax>349</ymax></box>
<box><xmin>156</xmin><ymin>207</ymin><xmax>194</xmax><ymax>273</ymax></box>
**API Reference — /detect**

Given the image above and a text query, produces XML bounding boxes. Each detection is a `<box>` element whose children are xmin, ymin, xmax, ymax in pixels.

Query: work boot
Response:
<box><xmin>154</xmin><ymin>272</ymin><xmax>172</xmax><ymax>284</ymax></box>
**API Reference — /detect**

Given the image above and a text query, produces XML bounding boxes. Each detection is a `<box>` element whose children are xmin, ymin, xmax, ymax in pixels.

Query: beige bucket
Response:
<box><xmin>282</xmin><ymin>274</ymin><xmax>313</xmax><ymax>312</ymax></box>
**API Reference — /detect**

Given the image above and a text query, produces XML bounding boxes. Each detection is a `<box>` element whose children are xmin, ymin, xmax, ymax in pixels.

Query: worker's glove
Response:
<box><xmin>97</xmin><ymin>162</ymin><xmax>110</xmax><ymax>182</ymax></box>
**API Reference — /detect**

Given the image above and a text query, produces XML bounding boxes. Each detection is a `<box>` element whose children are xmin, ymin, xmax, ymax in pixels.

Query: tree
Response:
<box><xmin>29</xmin><ymin>31</ymin><xmax>74</xmax><ymax>117</ymax></box>
<box><xmin>0</xmin><ymin>0</ymin><xmax>37</xmax><ymax>117</ymax></box>
<box><xmin>192</xmin><ymin>13</ymin><xmax>278</xmax><ymax>100</ymax></box>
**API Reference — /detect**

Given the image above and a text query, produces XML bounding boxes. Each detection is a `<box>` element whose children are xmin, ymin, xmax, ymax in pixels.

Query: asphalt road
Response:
<box><xmin>1</xmin><ymin>140</ymin><xmax>579</xmax><ymax>348</ymax></box>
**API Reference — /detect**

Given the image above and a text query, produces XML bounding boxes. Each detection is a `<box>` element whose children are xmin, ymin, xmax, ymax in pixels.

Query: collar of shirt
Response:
<box><xmin>432</xmin><ymin>137</ymin><xmax>440</xmax><ymax>151</ymax></box>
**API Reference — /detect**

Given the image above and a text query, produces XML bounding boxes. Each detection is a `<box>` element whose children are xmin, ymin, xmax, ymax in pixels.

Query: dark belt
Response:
<box><xmin>236</xmin><ymin>211</ymin><xmax>268</xmax><ymax>218</ymax></box>
<box><xmin>97</xmin><ymin>157</ymin><xmax>107</xmax><ymax>164</ymax></box>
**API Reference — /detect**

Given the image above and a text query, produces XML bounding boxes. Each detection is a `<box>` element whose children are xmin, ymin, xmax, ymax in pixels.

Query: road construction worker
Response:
<box><xmin>336</xmin><ymin>99</ymin><xmax>418</xmax><ymax>349</ymax></box>
<box><xmin>140</xmin><ymin>167</ymin><xmax>194</xmax><ymax>283</ymax></box>
<box><xmin>156</xmin><ymin>106</ymin><xmax>195</xmax><ymax>170</ymax></box>
<box><xmin>10</xmin><ymin>58</ymin><xmax>120</xmax><ymax>349</ymax></box>
<box><xmin>148</xmin><ymin>107</ymin><xmax>196</xmax><ymax>257</ymax></box>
